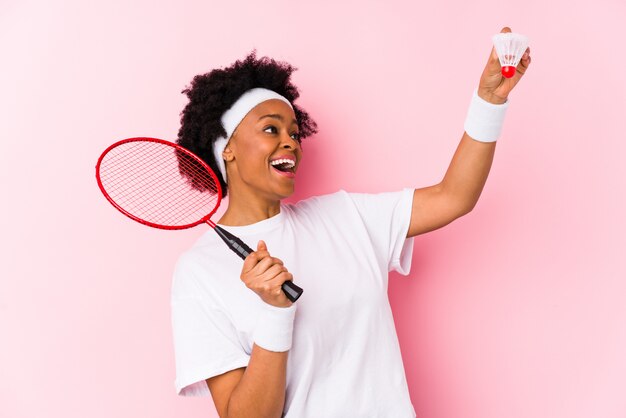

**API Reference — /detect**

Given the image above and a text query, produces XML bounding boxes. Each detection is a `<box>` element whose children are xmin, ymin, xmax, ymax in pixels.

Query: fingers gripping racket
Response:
<box><xmin>95</xmin><ymin>137</ymin><xmax>303</xmax><ymax>302</ymax></box>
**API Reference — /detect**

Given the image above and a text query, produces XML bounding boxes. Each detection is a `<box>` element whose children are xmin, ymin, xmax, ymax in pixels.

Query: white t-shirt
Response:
<box><xmin>171</xmin><ymin>188</ymin><xmax>416</xmax><ymax>417</ymax></box>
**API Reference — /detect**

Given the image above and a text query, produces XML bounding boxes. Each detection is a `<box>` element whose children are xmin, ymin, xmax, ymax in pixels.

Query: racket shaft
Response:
<box><xmin>213</xmin><ymin>225</ymin><xmax>303</xmax><ymax>302</ymax></box>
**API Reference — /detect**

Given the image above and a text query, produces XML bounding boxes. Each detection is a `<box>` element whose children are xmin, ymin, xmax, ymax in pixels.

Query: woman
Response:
<box><xmin>171</xmin><ymin>27</ymin><xmax>531</xmax><ymax>418</ymax></box>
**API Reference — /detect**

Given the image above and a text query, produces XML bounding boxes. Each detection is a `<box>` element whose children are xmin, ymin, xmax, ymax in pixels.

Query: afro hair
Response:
<box><xmin>176</xmin><ymin>50</ymin><xmax>318</xmax><ymax>198</ymax></box>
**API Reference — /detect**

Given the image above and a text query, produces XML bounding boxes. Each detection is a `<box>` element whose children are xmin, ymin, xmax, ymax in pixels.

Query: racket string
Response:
<box><xmin>102</xmin><ymin>163</ymin><xmax>215</xmax><ymax>223</ymax></box>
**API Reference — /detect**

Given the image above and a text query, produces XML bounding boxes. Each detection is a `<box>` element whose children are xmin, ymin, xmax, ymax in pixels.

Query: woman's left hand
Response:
<box><xmin>477</xmin><ymin>26</ymin><xmax>532</xmax><ymax>105</ymax></box>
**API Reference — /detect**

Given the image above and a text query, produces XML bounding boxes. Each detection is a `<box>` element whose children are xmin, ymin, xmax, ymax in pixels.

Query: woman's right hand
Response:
<box><xmin>240</xmin><ymin>240</ymin><xmax>294</xmax><ymax>308</ymax></box>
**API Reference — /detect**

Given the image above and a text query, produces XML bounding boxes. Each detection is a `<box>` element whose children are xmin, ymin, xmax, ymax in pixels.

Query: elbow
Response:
<box><xmin>458</xmin><ymin>191</ymin><xmax>484</xmax><ymax>216</ymax></box>
<box><xmin>456</xmin><ymin>201</ymin><xmax>476</xmax><ymax>218</ymax></box>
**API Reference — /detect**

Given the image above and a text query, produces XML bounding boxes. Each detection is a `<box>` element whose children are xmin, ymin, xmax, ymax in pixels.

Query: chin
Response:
<box><xmin>273</xmin><ymin>184</ymin><xmax>296</xmax><ymax>200</ymax></box>
<box><xmin>278</xmin><ymin>189</ymin><xmax>295</xmax><ymax>200</ymax></box>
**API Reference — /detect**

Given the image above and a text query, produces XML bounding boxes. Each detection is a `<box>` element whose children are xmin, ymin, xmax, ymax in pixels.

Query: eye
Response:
<box><xmin>263</xmin><ymin>125</ymin><xmax>278</xmax><ymax>134</ymax></box>
<box><xmin>291</xmin><ymin>132</ymin><xmax>302</xmax><ymax>143</ymax></box>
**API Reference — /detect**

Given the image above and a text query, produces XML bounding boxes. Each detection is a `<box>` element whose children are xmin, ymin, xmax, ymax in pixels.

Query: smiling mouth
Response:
<box><xmin>269</xmin><ymin>158</ymin><xmax>296</xmax><ymax>173</ymax></box>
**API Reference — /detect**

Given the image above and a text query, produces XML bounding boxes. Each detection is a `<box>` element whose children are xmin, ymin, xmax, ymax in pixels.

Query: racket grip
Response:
<box><xmin>281</xmin><ymin>280</ymin><xmax>303</xmax><ymax>303</ymax></box>
<box><xmin>213</xmin><ymin>225</ymin><xmax>304</xmax><ymax>303</ymax></box>
<box><xmin>214</xmin><ymin>225</ymin><xmax>254</xmax><ymax>260</ymax></box>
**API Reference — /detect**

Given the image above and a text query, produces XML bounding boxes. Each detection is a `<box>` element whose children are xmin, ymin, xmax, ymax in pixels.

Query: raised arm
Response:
<box><xmin>407</xmin><ymin>26</ymin><xmax>531</xmax><ymax>238</ymax></box>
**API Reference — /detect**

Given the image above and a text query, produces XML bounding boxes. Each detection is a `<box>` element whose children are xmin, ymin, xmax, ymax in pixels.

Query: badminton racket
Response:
<box><xmin>95</xmin><ymin>137</ymin><xmax>303</xmax><ymax>302</ymax></box>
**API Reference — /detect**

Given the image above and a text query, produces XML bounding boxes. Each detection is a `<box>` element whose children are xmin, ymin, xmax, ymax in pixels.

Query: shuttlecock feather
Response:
<box><xmin>492</xmin><ymin>32</ymin><xmax>529</xmax><ymax>78</ymax></box>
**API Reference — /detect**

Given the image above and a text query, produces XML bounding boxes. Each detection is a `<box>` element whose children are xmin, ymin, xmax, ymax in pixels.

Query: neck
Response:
<box><xmin>218</xmin><ymin>188</ymin><xmax>281</xmax><ymax>226</ymax></box>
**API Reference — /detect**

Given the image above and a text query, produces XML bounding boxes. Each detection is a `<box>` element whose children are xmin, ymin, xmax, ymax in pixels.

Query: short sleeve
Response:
<box><xmin>345</xmin><ymin>188</ymin><xmax>415</xmax><ymax>275</ymax></box>
<box><xmin>171</xmin><ymin>255</ymin><xmax>250</xmax><ymax>396</ymax></box>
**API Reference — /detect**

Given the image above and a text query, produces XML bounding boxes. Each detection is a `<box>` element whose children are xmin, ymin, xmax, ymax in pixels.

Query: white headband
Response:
<box><xmin>212</xmin><ymin>87</ymin><xmax>294</xmax><ymax>181</ymax></box>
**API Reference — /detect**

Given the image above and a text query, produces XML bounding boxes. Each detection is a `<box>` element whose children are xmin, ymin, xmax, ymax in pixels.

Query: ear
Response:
<box><xmin>222</xmin><ymin>142</ymin><xmax>234</xmax><ymax>162</ymax></box>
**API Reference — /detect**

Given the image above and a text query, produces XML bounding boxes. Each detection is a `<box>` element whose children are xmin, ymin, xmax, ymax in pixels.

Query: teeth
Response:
<box><xmin>270</xmin><ymin>158</ymin><xmax>295</xmax><ymax>168</ymax></box>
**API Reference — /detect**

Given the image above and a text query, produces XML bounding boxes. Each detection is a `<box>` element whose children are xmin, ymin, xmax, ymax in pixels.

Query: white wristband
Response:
<box><xmin>253</xmin><ymin>303</ymin><xmax>297</xmax><ymax>352</ymax></box>
<box><xmin>463</xmin><ymin>88</ymin><xmax>509</xmax><ymax>142</ymax></box>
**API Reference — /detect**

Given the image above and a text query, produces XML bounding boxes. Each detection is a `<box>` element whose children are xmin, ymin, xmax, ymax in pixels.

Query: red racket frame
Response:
<box><xmin>95</xmin><ymin>137</ymin><xmax>223</xmax><ymax>230</ymax></box>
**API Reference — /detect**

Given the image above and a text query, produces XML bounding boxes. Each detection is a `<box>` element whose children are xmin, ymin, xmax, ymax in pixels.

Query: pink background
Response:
<box><xmin>1</xmin><ymin>0</ymin><xmax>625</xmax><ymax>417</ymax></box>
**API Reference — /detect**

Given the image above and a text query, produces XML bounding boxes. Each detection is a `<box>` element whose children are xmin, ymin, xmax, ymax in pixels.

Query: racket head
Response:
<box><xmin>95</xmin><ymin>137</ymin><xmax>223</xmax><ymax>230</ymax></box>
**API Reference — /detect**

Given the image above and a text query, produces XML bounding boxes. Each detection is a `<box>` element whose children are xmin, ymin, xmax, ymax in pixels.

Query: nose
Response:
<box><xmin>281</xmin><ymin>132</ymin><xmax>301</xmax><ymax>150</ymax></box>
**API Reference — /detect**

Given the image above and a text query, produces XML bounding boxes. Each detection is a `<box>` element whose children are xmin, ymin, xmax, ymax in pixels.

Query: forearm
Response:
<box><xmin>440</xmin><ymin>132</ymin><xmax>496</xmax><ymax>215</ymax></box>
<box><xmin>227</xmin><ymin>344</ymin><xmax>288</xmax><ymax>418</ymax></box>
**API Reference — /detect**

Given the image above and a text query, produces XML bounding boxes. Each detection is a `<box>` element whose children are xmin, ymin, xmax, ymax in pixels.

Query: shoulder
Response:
<box><xmin>286</xmin><ymin>188</ymin><xmax>412</xmax><ymax>216</ymax></box>
<box><xmin>285</xmin><ymin>189</ymin><xmax>353</xmax><ymax>215</ymax></box>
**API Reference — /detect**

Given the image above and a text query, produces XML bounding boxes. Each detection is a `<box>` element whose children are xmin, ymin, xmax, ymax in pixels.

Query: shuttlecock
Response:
<box><xmin>492</xmin><ymin>32</ymin><xmax>529</xmax><ymax>78</ymax></box>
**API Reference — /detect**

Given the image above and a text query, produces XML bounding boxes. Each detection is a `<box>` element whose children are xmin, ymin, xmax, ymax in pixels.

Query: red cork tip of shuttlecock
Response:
<box><xmin>501</xmin><ymin>66</ymin><xmax>516</xmax><ymax>78</ymax></box>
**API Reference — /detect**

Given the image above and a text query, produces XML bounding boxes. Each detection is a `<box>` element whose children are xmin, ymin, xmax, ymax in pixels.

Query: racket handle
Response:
<box><xmin>213</xmin><ymin>225</ymin><xmax>254</xmax><ymax>260</ymax></box>
<box><xmin>281</xmin><ymin>280</ymin><xmax>304</xmax><ymax>303</ymax></box>
<box><xmin>213</xmin><ymin>225</ymin><xmax>304</xmax><ymax>303</ymax></box>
